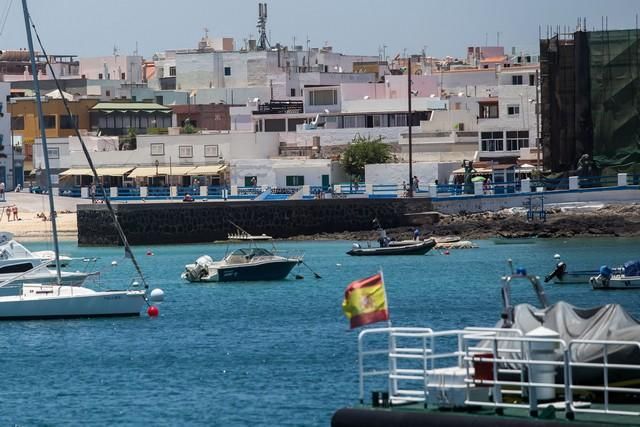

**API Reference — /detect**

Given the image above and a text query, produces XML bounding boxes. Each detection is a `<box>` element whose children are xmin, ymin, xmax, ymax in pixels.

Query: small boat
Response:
<box><xmin>182</xmin><ymin>248</ymin><xmax>302</xmax><ymax>282</ymax></box>
<box><xmin>544</xmin><ymin>255</ymin><xmax>598</xmax><ymax>284</ymax></box>
<box><xmin>0</xmin><ymin>233</ymin><xmax>94</xmax><ymax>286</ymax></box>
<box><xmin>0</xmin><ymin>282</ymin><xmax>147</xmax><ymax>320</ymax></box>
<box><xmin>591</xmin><ymin>261</ymin><xmax>640</xmax><ymax>290</ymax></box>
<box><xmin>347</xmin><ymin>239</ymin><xmax>436</xmax><ymax>256</ymax></box>
<box><xmin>227</xmin><ymin>232</ymin><xmax>273</xmax><ymax>241</ymax></box>
<box><xmin>492</xmin><ymin>237</ymin><xmax>537</xmax><ymax>245</ymax></box>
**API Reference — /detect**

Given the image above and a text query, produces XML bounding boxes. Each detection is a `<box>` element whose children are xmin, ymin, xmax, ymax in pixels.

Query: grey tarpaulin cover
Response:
<box><xmin>491</xmin><ymin>302</ymin><xmax>640</xmax><ymax>386</ymax></box>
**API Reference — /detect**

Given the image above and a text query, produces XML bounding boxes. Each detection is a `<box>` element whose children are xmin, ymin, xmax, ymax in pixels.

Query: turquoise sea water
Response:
<box><xmin>2</xmin><ymin>238</ymin><xmax>640</xmax><ymax>425</ymax></box>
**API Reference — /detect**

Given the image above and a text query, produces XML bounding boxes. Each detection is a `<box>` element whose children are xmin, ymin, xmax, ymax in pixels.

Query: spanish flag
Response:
<box><xmin>342</xmin><ymin>272</ymin><xmax>389</xmax><ymax>329</ymax></box>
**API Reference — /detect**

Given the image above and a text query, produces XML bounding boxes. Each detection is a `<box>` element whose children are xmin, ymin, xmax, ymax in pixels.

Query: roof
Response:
<box><xmin>480</xmin><ymin>56</ymin><xmax>507</xmax><ymax>63</ymax></box>
<box><xmin>91</xmin><ymin>102</ymin><xmax>170</xmax><ymax>112</ymax></box>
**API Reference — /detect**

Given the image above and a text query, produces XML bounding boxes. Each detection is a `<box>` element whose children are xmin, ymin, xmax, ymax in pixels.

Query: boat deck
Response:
<box><xmin>333</xmin><ymin>402</ymin><xmax>640</xmax><ymax>426</ymax></box>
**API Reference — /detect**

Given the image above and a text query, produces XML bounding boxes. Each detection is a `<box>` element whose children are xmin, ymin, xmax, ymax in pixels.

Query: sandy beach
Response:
<box><xmin>0</xmin><ymin>192</ymin><xmax>82</xmax><ymax>241</ymax></box>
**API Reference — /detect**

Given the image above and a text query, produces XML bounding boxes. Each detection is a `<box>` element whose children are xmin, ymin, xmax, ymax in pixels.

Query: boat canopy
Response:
<box><xmin>624</xmin><ymin>260</ymin><xmax>640</xmax><ymax>276</ymax></box>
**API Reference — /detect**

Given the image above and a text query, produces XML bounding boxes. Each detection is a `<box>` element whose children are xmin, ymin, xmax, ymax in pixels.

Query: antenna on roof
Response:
<box><xmin>257</xmin><ymin>3</ymin><xmax>269</xmax><ymax>50</ymax></box>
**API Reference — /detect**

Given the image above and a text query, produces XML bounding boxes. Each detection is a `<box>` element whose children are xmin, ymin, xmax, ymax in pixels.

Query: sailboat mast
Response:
<box><xmin>21</xmin><ymin>0</ymin><xmax>62</xmax><ymax>284</ymax></box>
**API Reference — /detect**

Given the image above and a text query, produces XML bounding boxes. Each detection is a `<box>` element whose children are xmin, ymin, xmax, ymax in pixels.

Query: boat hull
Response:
<box><xmin>0</xmin><ymin>285</ymin><xmax>146</xmax><ymax>320</ymax></box>
<box><xmin>212</xmin><ymin>260</ymin><xmax>300</xmax><ymax>282</ymax></box>
<box><xmin>0</xmin><ymin>271</ymin><xmax>92</xmax><ymax>287</ymax></box>
<box><xmin>552</xmin><ymin>271</ymin><xmax>598</xmax><ymax>284</ymax></box>
<box><xmin>347</xmin><ymin>240</ymin><xmax>435</xmax><ymax>256</ymax></box>
<box><xmin>591</xmin><ymin>275</ymin><xmax>640</xmax><ymax>290</ymax></box>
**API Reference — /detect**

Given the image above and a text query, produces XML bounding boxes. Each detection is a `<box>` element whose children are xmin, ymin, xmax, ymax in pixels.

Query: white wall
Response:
<box><xmin>32</xmin><ymin>137</ymin><xmax>73</xmax><ymax>172</ymax></box>
<box><xmin>79</xmin><ymin>55</ymin><xmax>143</xmax><ymax>83</ymax></box>
<box><xmin>67</xmin><ymin>133</ymin><xmax>279</xmax><ymax>168</ymax></box>
<box><xmin>229</xmin><ymin>158</ymin><xmax>332</xmax><ymax>187</ymax></box>
<box><xmin>365</xmin><ymin>162</ymin><xmax>457</xmax><ymax>186</ymax></box>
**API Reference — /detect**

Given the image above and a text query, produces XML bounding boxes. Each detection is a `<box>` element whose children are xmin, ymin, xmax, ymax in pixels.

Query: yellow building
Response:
<box><xmin>9</xmin><ymin>98</ymin><xmax>97</xmax><ymax>171</ymax></box>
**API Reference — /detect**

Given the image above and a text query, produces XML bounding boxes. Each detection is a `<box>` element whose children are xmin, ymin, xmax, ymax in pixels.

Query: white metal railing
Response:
<box><xmin>357</xmin><ymin>326</ymin><xmax>640</xmax><ymax>421</ymax></box>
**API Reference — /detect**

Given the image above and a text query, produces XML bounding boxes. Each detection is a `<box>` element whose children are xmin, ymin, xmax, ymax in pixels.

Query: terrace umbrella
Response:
<box><xmin>471</xmin><ymin>176</ymin><xmax>486</xmax><ymax>182</ymax></box>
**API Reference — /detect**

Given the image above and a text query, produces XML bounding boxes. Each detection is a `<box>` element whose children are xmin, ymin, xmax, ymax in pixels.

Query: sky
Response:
<box><xmin>1</xmin><ymin>0</ymin><xmax>639</xmax><ymax>59</ymax></box>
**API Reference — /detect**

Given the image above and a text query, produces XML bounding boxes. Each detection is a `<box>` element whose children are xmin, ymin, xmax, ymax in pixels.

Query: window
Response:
<box><xmin>506</xmin><ymin>130</ymin><xmax>529</xmax><ymax>151</ymax></box>
<box><xmin>43</xmin><ymin>115</ymin><xmax>56</xmax><ymax>129</ymax></box>
<box><xmin>479</xmin><ymin>102</ymin><xmax>499</xmax><ymax>119</ymax></box>
<box><xmin>121</xmin><ymin>72</ymin><xmax>126</xmax><ymax>79</ymax></box>
<box><xmin>47</xmin><ymin>147</ymin><xmax>60</xmax><ymax>159</ymax></box>
<box><xmin>60</xmin><ymin>115</ymin><xmax>77</xmax><ymax>129</ymax></box>
<box><xmin>244</xmin><ymin>176</ymin><xmax>257</xmax><ymax>187</ymax></box>
<box><xmin>169</xmin><ymin>66</ymin><xmax>176</xmax><ymax>77</ymax></box>
<box><xmin>507</xmin><ymin>105</ymin><xmax>520</xmax><ymax>116</ymax></box>
<box><xmin>529</xmin><ymin>74</ymin><xmax>535</xmax><ymax>86</ymax></box>
<box><xmin>290</xmin><ymin>88</ymin><xmax>296</xmax><ymax>97</ymax></box>
<box><xmin>204</xmin><ymin>145</ymin><xmax>219</xmax><ymax>157</ymax></box>
<box><xmin>481</xmin><ymin>131</ymin><xmax>504</xmax><ymax>152</ymax></box>
<box><xmin>150</xmin><ymin>143</ymin><xmax>164</xmax><ymax>156</ymax></box>
<box><xmin>179</xmin><ymin>145</ymin><xmax>193</xmax><ymax>158</ymax></box>
<box><xmin>511</xmin><ymin>75</ymin><xmax>523</xmax><ymax>85</ymax></box>
<box><xmin>224</xmin><ymin>67</ymin><xmax>231</xmax><ymax>76</ymax></box>
<box><xmin>11</xmin><ymin>116</ymin><xmax>24</xmax><ymax>130</ymax></box>
<box><xmin>285</xmin><ymin>175</ymin><xmax>304</xmax><ymax>186</ymax></box>
<box><xmin>98</xmin><ymin>73</ymin><xmax>103</xmax><ymax>80</ymax></box>
<box><xmin>155</xmin><ymin>95</ymin><xmax>164</xmax><ymax>105</ymax></box>
<box><xmin>105</xmin><ymin>90</ymin><xmax>111</xmax><ymax>97</ymax></box>
<box><xmin>309</xmin><ymin>89</ymin><xmax>337</xmax><ymax>106</ymax></box>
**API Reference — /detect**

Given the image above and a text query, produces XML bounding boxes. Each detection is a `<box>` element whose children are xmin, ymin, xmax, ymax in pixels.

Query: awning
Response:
<box><xmin>452</xmin><ymin>167</ymin><xmax>492</xmax><ymax>174</ymax></box>
<box><xmin>59</xmin><ymin>167</ymin><xmax>135</xmax><ymax>176</ymax></box>
<box><xmin>127</xmin><ymin>165</ymin><xmax>196</xmax><ymax>177</ymax></box>
<box><xmin>186</xmin><ymin>165</ymin><xmax>227</xmax><ymax>175</ymax></box>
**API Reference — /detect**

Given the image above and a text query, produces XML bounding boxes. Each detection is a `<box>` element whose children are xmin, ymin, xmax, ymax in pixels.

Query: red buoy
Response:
<box><xmin>147</xmin><ymin>306</ymin><xmax>159</xmax><ymax>317</ymax></box>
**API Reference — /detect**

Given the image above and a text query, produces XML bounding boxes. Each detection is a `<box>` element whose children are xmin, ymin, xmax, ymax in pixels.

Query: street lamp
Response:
<box><xmin>407</xmin><ymin>57</ymin><xmax>413</xmax><ymax>197</ymax></box>
<box><xmin>154</xmin><ymin>159</ymin><xmax>159</xmax><ymax>180</ymax></box>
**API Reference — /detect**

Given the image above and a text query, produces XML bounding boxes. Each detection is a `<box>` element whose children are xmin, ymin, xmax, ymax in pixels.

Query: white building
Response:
<box><xmin>79</xmin><ymin>55</ymin><xmax>143</xmax><ymax>84</ymax></box>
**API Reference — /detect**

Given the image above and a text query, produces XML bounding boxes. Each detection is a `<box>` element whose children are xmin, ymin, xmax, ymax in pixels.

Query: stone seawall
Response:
<box><xmin>77</xmin><ymin>198</ymin><xmax>433</xmax><ymax>246</ymax></box>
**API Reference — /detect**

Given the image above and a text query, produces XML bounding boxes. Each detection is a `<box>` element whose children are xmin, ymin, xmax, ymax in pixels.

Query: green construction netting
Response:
<box><xmin>589</xmin><ymin>30</ymin><xmax>640</xmax><ymax>171</ymax></box>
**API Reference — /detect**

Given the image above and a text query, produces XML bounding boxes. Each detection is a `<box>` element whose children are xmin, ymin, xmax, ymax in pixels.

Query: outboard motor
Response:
<box><xmin>591</xmin><ymin>265</ymin><xmax>612</xmax><ymax>288</ymax></box>
<box><xmin>184</xmin><ymin>255</ymin><xmax>213</xmax><ymax>282</ymax></box>
<box><xmin>544</xmin><ymin>262</ymin><xmax>567</xmax><ymax>283</ymax></box>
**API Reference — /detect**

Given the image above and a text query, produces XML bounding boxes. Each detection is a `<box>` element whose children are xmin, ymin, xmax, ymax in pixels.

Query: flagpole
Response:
<box><xmin>379</xmin><ymin>267</ymin><xmax>396</xmax><ymax>403</ymax></box>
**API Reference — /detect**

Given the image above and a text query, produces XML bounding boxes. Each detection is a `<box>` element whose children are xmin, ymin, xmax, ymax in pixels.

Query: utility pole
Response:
<box><xmin>408</xmin><ymin>57</ymin><xmax>413</xmax><ymax>197</ymax></box>
<box><xmin>535</xmin><ymin>69</ymin><xmax>541</xmax><ymax>170</ymax></box>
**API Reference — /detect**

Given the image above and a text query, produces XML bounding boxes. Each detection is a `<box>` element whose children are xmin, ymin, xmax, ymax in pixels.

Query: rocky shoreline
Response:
<box><xmin>288</xmin><ymin>203</ymin><xmax>640</xmax><ymax>242</ymax></box>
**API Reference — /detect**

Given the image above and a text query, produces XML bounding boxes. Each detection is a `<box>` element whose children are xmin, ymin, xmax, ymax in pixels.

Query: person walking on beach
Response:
<box><xmin>12</xmin><ymin>205</ymin><xmax>18</xmax><ymax>221</ymax></box>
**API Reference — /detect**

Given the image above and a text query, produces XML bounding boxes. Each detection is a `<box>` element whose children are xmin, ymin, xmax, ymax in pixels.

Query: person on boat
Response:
<box><xmin>413</xmin><ymin>228</ymin><xmax>421</xmax><ymax>241</ymax></box>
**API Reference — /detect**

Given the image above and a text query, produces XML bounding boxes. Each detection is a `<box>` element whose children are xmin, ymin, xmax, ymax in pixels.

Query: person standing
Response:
<box><xmin>12</xmin><ymin>205</ymin><xmax>18</xmax><ymax>221</ymax></box>
<box><xmin>0</xmin><ymin>181</ymin><xmax>5</xmax><ymax>201</ymax></box>
<box><xmin>89</xmin><ymin>183</ymin><xmax>96</xmax><ymax>204</ymax></box>
<box><xmin>413</xmin><ymin>176</ymin><xmax>420</xmax><ymax>192</ymax></box>
<box><xmin>413</xmin><ymin>228</ymin><xmax>421</xmax><ymax>241</ymax></box>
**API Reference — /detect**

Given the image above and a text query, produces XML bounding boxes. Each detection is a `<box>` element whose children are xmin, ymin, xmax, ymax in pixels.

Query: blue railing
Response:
<box><xmin>147</xmin><ymin>187</ymin><xmax>170</xmax><ymax>198</ymax></box>
<box><xmin>60</xmin><ymin>186</ymin><xmax>82</xmax><ymax>197</ymax></box>
<box><xmin>117</xmin><ymin>187</ymin><xmax>141</xmax><ymax>197</ymax></box>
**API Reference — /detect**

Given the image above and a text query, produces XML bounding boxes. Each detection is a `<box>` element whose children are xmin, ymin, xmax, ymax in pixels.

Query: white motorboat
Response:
<box><xmin>182</xmin><ymin>248</ymin><xmax>302</xmax><ymax>282</ymax></box>
<box><xmin>0</xmin><ymin>232</ymin><xmax>93</xmax><ymax>286</ymax></box>
<box><xmin>227</xmin><ymin>232</ymin><xmax>273</xmax><ymax>241</ymax></box>
<box><xmin>591</xmin><ymin>261</ymin><xmax>640</xmax><ymax>290</ymax></box>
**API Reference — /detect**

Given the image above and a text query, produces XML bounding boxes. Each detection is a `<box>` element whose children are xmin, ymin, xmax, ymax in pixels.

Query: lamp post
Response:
<box><xmin>407</xmin><ymin>57</ymin><xmax>413</xmax><ymax>197</ymax></box>
<box><xmin>154</xmin><ymin>159</ymin><xmax>159</xmax><ymax>186</ymax></box>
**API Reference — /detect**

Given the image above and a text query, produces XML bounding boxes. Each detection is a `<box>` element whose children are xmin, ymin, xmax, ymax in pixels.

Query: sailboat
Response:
<box><xmin>0</xmin><ymin>0</ymin><xmax>163</xmax><ymax>320</ymax></box>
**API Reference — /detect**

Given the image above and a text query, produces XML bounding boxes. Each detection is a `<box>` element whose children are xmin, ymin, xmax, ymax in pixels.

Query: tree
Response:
<box><xmin>341</xmin><ymin>135</ymin><xmax>391</xmax><ymax>179</ymax></box>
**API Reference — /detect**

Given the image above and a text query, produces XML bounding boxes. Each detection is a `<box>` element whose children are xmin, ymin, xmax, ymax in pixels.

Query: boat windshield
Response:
<box><xmin>225</xmin><ymin>248</ymin><xmax>275</xmax><ymax>263</ymax></box>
